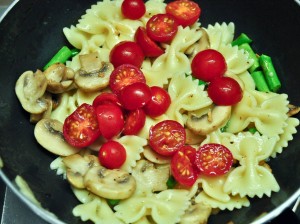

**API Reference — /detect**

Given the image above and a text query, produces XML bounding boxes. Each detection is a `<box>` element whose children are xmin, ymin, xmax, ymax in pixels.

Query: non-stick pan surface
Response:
<box><xmin>0</xmin><ymin>0</ymin><xmax>299</xmax><ymax>223</ymax></box>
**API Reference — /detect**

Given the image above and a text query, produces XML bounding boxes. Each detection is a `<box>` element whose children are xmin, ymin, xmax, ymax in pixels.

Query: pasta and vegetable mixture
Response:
<box><xmin>15</xmin><ymin>0</ymin><xmax>300</xmax><ymax>223</ymax></box>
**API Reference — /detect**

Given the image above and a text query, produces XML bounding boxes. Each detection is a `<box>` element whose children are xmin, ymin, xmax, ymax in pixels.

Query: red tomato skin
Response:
<box><xmin>109</xmin><ymin>64</ymin><xmax>146</xmax><ymax>94</ymax></box>
<box><xmin>63</xmin><ymin>103</ymin><xmax>101</xmax><ymax>148</ymax></box>
<box><xmin>121</xmin><ymin>0</ymin><xmax>146</xmax><ymax>20</ymax></box>
<box><xmin>146</xmin><ymin>13</ymin><xmax>178</xmax><ymax>43</ymax></box>
<box><xmin>149</xmin><ymin>120</ymin><xmax>186</xmax><ymax>156</ymax></box>
<box><xmin>171</xmin><ymin>150</ymin><xmax>198</xmax><ymax>187</ymax></box>
<box><xmin>123</xmin><ymin>108</ymin><xmax>146</xmax><ymax>135</ymax></box>
<box><xmin>98</xmin><ymin>140</ymin><xmax>126</xmax><ymax>169</ymax></box>
<box><xmin>110</xmin><ymin>41</ymin><xmax>144</xmax><ymax>68</ymax></box>
<box><xmin>143</xmin><ymin>86</ymin><xmax>171</xmax><ymax>117</ymax></box>
<box><xmin>207</xmin><ymin>76</ymin><xmax>243</xmax><ymax>106</ymax></box>
<box><xmin>135</xmin><ymin>27</ymin><xmax>164</xmax><ymax>57</ymax></box>
<box><xmin>96</xmin><ymin>104</ymin><xmax>124</xmax><ymax>139</ymax></box>
<box><xmin>166</xmin><ymin>0</ymin><xmax>201</xmax><ymax>27</ymax></box>
<box><xmin>191</xmin><ymin>49</ymin><xmax>227</xmax><ymax>82</ymax></box>
<box><xmin>119</xmin><ymin>82</ymin><xmax>152</xmax><ymax>110</ymax></box>
<box><xmin>92</xmin><ymin>92</ymin><xmax>121</xmax><ymax>108</ymax></box>
<box><xmin>195</xmin><ymin>143</ymin><xmax>233</xmax><ymax>176</ymax></box>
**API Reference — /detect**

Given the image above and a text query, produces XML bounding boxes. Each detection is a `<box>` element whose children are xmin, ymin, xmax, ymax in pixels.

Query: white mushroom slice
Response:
<box><xmin>34</xmin><ymin>118</ymin><xmax>81</xmax><ymax>156</ymax></box>
<box><xmin>143</xmin><ymin>146</ymin><xmax>170</xmax><ymax>164</ymax></box>
<box><xmin>187</xmin><ymin>105</ymin><xmax>231</xmax><ymax>135</ymax></box>
<box><xmin>84</xmin><ymin>166</ymin><xmax>136</xmax><ymax>200</ymax></box>
<box><xmin>185</xmin><ymin>128</ymin><xmax>206</xmax><ymax>145</ymax></box>
<box><xmin>15</xmin><ymin>70</ymin><xmax>48</xmax><ymax>114</ymax></box>
<box><xmin>180</xmin><ymin>203</ymin><xmax>212</xmax><ymax>224</ymax></box>
<box><xmin>75</xmin><ymin>52</ymin><xmax>113</xmax><ymax>92</ymax></box>
<box><xmin>30</xmin><ymin>93</ymin><xmax>53</xmax><ymax>123</ymax></box>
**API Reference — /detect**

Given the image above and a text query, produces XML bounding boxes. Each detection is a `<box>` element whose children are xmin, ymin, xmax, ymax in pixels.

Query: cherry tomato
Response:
<box><xmin>63</xmin><ymin>103</ymin><xmax>101</xmax><ymax>148</ymax></box>
<box><xmin>143</xmin><ymin>86</ymin><xmax>171</xmax><ymax>117</ymax></box>
<box><xmin>149</xmin><ymin>120</ymin><xmax>186</xmax><ymax>156</ymax></box>
<box><xmin>92</xmin><ymin>92</ymin><xmax>121</xmax><ymax>108</ymax></box>
<box><xmin>98</xmin><ymin>140</ymin><xmax>126</xmax><ymax>169</ymax></box>
<box><xmin>134</xmin><ymin>27</ymin><xmax>164</xmax><ymax>57</ymax></box>
<box><xmin>118</xmin><ymin>82</ymin><xmax>151</xmax><ymax>110</ymax></box>
<box><xmin>166</xmin><ymin>0</ymin><xmax>201</xmax><ymax>27</ymax></box>
<box><xmin>121</xmin><ymin>0</ymin><xmax>146</xmax><ymax>20</ymax></box>
<box><xmin>123</xmin><ymin>108</ymin><xmax>146</xmax><ymax>135</ymax></box>
<box><xmin>96</xmin><ymin>104</ymin><xmax>124</xmax><ymax>139</ymax></box>
<box><xmin>207</xmin><ymin>76</ymin><xmax>243</xmax><ymax>106</ymax></box>
<box><xmin>109</xmin><ymin>64</ymin><xmax>146</xmax><ymax>94</ymax></box>
<box><xmin>171</xmin><ymin>150</ymin><xmax>198</xmax><ymax>187</ymax></box>
<box><xmin>110</xmin><ymin>41</ymin><xmax>144</xmax><ymax>68</ymax></box>
<box><xmin>195</xmin><ymin>143</ymin><xmax>233</xmax><ymax>176</ymax></box>
<box><xmin>146</xmin><ymin>13</ymin><xmax>178</xmax><ymax>43</ymax></box>
<box><xmin>191</xmin><ymin>49</ymin><xmax>227</xmax><ymax>82</ymax></box>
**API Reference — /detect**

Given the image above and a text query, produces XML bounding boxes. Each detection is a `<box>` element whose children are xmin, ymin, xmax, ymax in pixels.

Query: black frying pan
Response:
<box><xmin>0</xmin><ymin>0</ymin><xmax>299</xmax><ymax>223</ymax></box>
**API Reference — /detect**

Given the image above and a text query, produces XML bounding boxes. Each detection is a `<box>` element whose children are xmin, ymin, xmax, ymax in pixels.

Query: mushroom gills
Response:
<box><xmin>180</xmin><ymin>203</ymin><xmax>212</xmax><ymax>224</ymax></box>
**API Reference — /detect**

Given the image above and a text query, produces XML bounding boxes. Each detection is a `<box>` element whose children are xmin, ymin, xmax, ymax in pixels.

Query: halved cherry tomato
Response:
<box><xmin>63</xmin><ymin>103</ymin><xmax>101</xmax><ymax>148</ymax></box>
<box><xmin>109</xmin><ymin>64</ymin><xmax>146</xmax><ymax>94</ymax></box>
<box><xmin>195</xmin><ymin>143</ymin><xmax>233</xmax><ymax>176</ymax></box>
<box><xmin>110</xmin><ymin>41</ymin><xmax>144</xmax><ymax>68</ymax></box>
<box><xmin>146</xmin><ymin>13</ymin><xmax>178</xmax><ymax>43</ymax></box>
<box><xmin>92</xmin><ymin>92</ymin><xmax>121</xmax><ymax>108</ymax></box>
<box><xmin>143</xmin><ymin>86</ymin><xmax>171</xmax><ymax>117</ymax></box>
<box><xmin>207</xmin><ymin>76</ymin><xmax>243</xmax><ymax>106</ymax></box>
<box><xmin>121</xmin><ymin>0</ymin><xmax>146</xmax><ymax>20</ymax></box>
<box><xmin>166</xmin><ymin>0</ymin><xmax>201</xmax><ymax>27</ymax></box>
<box><xmin>96</xmin><ymin>104</ymin><xmax>124</xmax><ymax>139</ymax></box>
<box><xmin>123</xmin><ymin>108</ymin><xmax>146</xmax><ymax>135</ymax></box>
<box><xmin>118</xmin><ymin>82</ymin><xmax>152</xmax><ymax>110</ymax></box>
<box><xmin>98</xmin><ymin>140</ymin><xmax>126</xmax><ymax>169</ymax></box>
<box><xmin>149</xmin><ymin>120</ymin><xmax>186</xmax><ymax>156</ymax></box>
<box><xmin>191</xmin><ymin>49</ymin><xmax>227</xmax><ymax>82</ymax></box>
<box><xmin>134</xmin><ymin>27</ymin><xmax>164</xmax><ymax>57</ymax></box>
<box><xmin>171</xmin><ymin>150</ymin><xmax>198</xmax><ymax>187</ymax></box>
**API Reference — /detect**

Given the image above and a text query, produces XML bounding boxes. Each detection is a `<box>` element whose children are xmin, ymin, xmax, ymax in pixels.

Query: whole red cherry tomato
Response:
<box><xmin>191</xmin><ymin>49</ymin><xmax>227</xmax><ymax>82</ymax></box>
<box><xmin>207</xmin><ymin>76</ymin><xmax>243</xmax><ymax>106</ymax></box>
<box><xmin>118</xmin><ymin>82</ymin><xmax>152</xmax><ymax>110</ymax></box>
<box><xmin>143</xmin><ymin>86</ymin><xmax>171</xmax><ymax>117</ymax></box>
<box><xmin>195</xmin><ymin>143</ymin><xmax>233</xmax><ymax>176</ymax></box>
<box><xmin>146</xmin><ymin>13</ymin><xmax>178</xmax><ymax>43</ymax></box>
<box><xmin>63</xmin><ymin>103</ymin><xmax>101</xmax><ymax>148</ymax></box>
<box><xmin>166</xmin><ymin>0</ymin><xmax>201</xmax><ymax>27</ymax></box>
<box><xmin>110</xmin><ymin>41</ymin><xmax>144</xmax><ymax>68</ymax></box>
<box><xmin>121</xmin><ymin>0</ymin><xmax>146</xmax><ymax>20</ymax></box>
<box><xmin>123</xmin><ymin>108</ymin><xmax>146</xmax><ymax>135</ymax></box>
<box><xmin>98</xmin><ymin>140</ymin><xmax>126</xmax><ymax>169</ymax></box>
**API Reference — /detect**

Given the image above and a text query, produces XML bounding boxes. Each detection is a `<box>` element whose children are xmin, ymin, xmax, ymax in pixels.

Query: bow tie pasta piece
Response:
<box><xmin>223</xmin><ymin>132</ymin><xmax>280</xmax><ymax>198</ymax></box>
<box><xmin>237</xmin><ymin>71</ymin><xmax>256</xmax><ymax>91</ymax></box>
<box><xmin>141</xmin><ymin>0</ymin><xmax>167</xmax><ymax>24</ymax></box>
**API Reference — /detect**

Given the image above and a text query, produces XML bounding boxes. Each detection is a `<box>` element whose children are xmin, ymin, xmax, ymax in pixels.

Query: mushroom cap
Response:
<box><xmin>180</xmin><ymin>203</ymin><xmax>212</xmax><ymax>224</ymax></box>
<box><xmin>15</xmin><ymin>70</ymin><xmax>48</xmax><ymax>114</ymax></box>
<box><xmin>34</xmin><ymin>118</ymin><xmax>81</xmax><ymax>156</ymax></box>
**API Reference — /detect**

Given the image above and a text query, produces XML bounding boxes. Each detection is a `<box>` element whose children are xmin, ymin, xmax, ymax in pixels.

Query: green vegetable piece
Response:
<box><xmin>71</xmin><ymin>48</ymin><xmax>80</xmax><ymax>57</ymax></box>
<box><xmin>43</xmin><ymin>46</ymin><xmax>72</xmax><ymax>70</ymax></box>
<box><xmin>220</xmin><ymin>119</ymin><xmax>230</xmax><ymax>132</ymax></box>
<box><xmin>248</xmin><ymin>127</ymin><xmax>258</xmax><ymax>134</ymax></box>
<box><xmin>250</xmin><ymin>70</ymin><xmax>270</xmax><ymax>92</ymax></box>
<box><xmin>238</xmin><ymin>43</ymin><xmax>260</xmax><ymax>73</ymax></box>
<box><xmin>259</xmin><ymin>54</ymin><xmax>281</xmax><ymax>92</ymax></box>
<box><xmin>107</xmin><ymin>199</ymin><xmax>120</xmax><ymax>207</ymax></box>
<box><xmin>232</xmin><ymin>33</ymin><xmax>253</xmax><ymax>46</ymax></box>
<box><xmin>166</xmin><ymin>175</ymin><xmax>177</xmax><ymax>189</ymax></box>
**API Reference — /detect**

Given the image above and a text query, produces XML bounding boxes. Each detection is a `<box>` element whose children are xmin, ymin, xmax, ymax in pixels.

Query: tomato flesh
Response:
<box><xmin>109</xmin><ymin>64</ymin><xmax>146</xmax><ymax>94</ymax></box>
<box><xmin>63</xmin><ymin>103</ymin><xmax>101</xmax><ymax>148</ymax></box>
<box><xmin>166</xmin><ymin>0</ymin><xmax>201</xmax><ymax>27</ymax></box>
<box><xmin>195</xmin><ymin>143</ymin><xmax>233</xmax><ymax>176</ymax></box>
<box><xmin>121</xmin><ymin>0</ymin><xmax>146</xmax><ymax>20</ymax></box>
<box><xmin>123</xmin><ymin>108</ymin><xmax>146</xmax><ymax>135</ymax></box>
<box><xmin>191</xmin><ymin>49</ymin><xmax>227</xmax><ymax>82</ymax></box>
<box><xmin>207</xmin><ymin>76</ymin><xmax>243</xmax><ymax>106</ymax></box>
<box><xmin>146</xmin><ymin>13</ymin><xmax>178</xmax><ymax>43</ymax></box>
<box><xmin>98</xmin><ymin>140</ymin><xmax>126</xmax><ymax>169</ymax></box>
<box><xmin>149</xmin><ymin>120</ymin><xmax>186</xmax><ymax>156</ymax></box>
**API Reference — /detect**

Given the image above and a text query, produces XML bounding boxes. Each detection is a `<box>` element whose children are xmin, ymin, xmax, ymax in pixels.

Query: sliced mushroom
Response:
<box><xmin>30</xmin><ymin>93</ymin><xmax>53</xmax><ymax>123</ymax></box>
<box><xmin>180</xmin><ymin>203</ymin><xmax>212</xmax><ymax>224</ymax></box>
<box><xmin>288</xmin><ymin>104</ymin><xmax>300</xmax><ymax>117</ymax></box>
<box><xmin>185</xmin><ymin>128</ymin><xmax>206</xmax><ymax>145</ymax></box>
<box><xmin>143</xmin><ymin>146</ymin><xmax>170</xmax><ymax>164</ymax></box>
<box><xmin>44</xmin><ymin>63</ymin><xmax>75</xmax><ymax>94</ymax></box>
<box><xmin>186</xmin><ymin>28</ymin><xmax>210</xmax><ymax>58</ymax></box>
<box><xmin>84</xmin><ymin>166</ymin><xmax>136</xmax><ymax>200</ymax></box>
<box><xmin>187</xmin><ymin>105</ymin><xmax>231</xmax><ymax>135</ymax></box>
<box><xmin>15</xmin><ymin>70</ymin><xmax>48</xmax><ymax>114</ymax></box>
<box><xmin>34</xmin><ymin>118</ymin><xmax>81</xmax><ymax>156</ymax></box>
<box><xmin>75</xmin><ymin>52</ymin><xmax>113</xmax><ymax>92</ymax></box>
